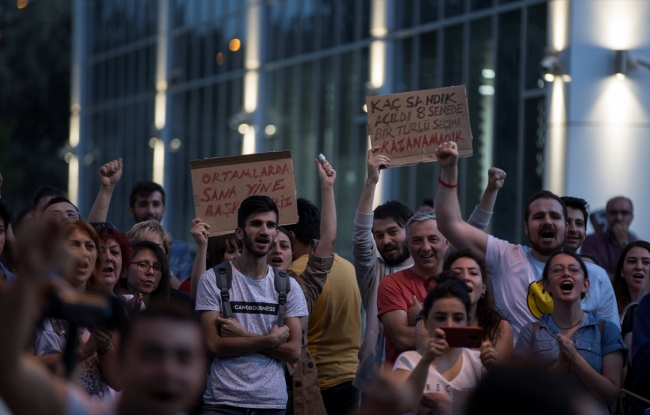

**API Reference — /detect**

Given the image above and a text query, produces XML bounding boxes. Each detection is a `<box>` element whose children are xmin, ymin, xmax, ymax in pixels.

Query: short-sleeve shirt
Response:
<box><xmin>486</xmin><ymin>235</ymin><xmax>619</xmax><ymax>340</ymax></box>
<box><xmin>195</xmin><ymin>263</ymin><xmax>308</xmax><ymax>409</ymax></box>
<box><xmin>393</xmin><ymin>349</ymin><xmax>483</xmax><ymax>415</ymax></box>
<box><xmin>377</xmin><ymin>268</ymin><xmax>430</xmax><ymax>365</ymax></box>
<box><xmin>514</xmin><ymin>313</ymin><xmax>626</xmax><ymax>402</ymax></box>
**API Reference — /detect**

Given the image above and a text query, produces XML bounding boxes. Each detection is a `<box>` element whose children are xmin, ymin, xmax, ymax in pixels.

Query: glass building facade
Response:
<box><xmin>72</xmin><ymin>0</ymin><xmax>549</xmax><ymax>255</ymax></box>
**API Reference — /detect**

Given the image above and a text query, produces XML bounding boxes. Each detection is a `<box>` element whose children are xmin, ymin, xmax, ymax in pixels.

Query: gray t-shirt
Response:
<box><xmin>196</xmin><ymin>263</ymin><xmax>307</xmax><ymax>409</ymax></box>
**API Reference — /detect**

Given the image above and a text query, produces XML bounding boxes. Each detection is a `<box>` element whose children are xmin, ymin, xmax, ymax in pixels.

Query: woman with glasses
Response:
<box><xmin>513</xmin><ymin>251</ymin><xmax>626</xmax><ymax>408</ymax></box>
<box><xmin>117</xmin><ymin>240</ymin><xmax>171</xmax><ymax>311</ymax></box>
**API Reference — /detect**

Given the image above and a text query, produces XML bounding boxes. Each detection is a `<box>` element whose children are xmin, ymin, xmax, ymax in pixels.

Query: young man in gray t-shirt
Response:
<box><xmin>196</xmin><ymin>195</ymin><xmax>307</xmax><ymax>414</ymax></box>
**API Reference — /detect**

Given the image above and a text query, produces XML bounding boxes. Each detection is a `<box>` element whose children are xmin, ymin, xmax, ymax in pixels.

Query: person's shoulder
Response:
<box><xmin>584</xmin><ymin>262</ymin><xmax>608</xmax><ymax>281</ymax></box>
<box><xmin>334</xmin><ymin>254</ymin><xmax>355</xmax><ymax>269</ymax></box>
<box><xmin>64</xmin><ymin>384</ymin><xmax>116</xmax><ymax>415</ymax></box>
<box><xmin>583</xmin><ymin>232</ymin><xmax>606</xmax><ymax>245</ymax></box>
<box><xmin>462</xmin><ymin>347</ymin><xmax>483</xmax><ymax>364</ymax></box>
<box><xmin>395</xmin><ymin>350</ymin><xmax>422</xmax><ymax>366</ymax></box>
<box><xmin>596</xmin><ymin>314</ymin><xmax>622</xmax><ymax>333</ymax></box>
<box><xmin>487</xmin><ymin>234</ymin><xmax>525</xmax><ymax>255</ymax></box>
<box><xmin>379</xmin><ymin>270</ymin><xmax>407</xmax><ymax>286</ymax></box>
<box><xmin>171</xmin><ymin>239</ymin><xmax>190</xmax><ymax>249</ymax></box>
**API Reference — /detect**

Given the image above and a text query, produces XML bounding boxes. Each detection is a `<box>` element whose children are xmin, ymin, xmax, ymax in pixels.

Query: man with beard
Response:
<box><xmin>377</xmin><ymin>211</ymin><xmax>449</xmax><ymax>365</ymax></box>
<box><xmin>582</xmin><ymin>196</ymin><xmax>637</xmax><ymax>276</ymax></box>
<box><xmin>560</xmin><ymin>196</ymin><xmax>589</xmax><ymax>253</ymax></box>
<box><xmin>434</xmin><ymin>142</ymin><xmax>618</xmax><ymax>340</ymax></box>
<box><xmin>196</xmin><ymin>195</ymin><xmax>307</xmax><ymax>414</ymax></box>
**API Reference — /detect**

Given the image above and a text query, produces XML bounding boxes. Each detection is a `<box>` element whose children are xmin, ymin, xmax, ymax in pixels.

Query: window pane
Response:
<box><xmin>525</xmin><ymin>3</ymin><xmax>547</xmax><ymax>90</ymax></box>
<box><xmin>465</xmin><ymin>17</ymin><xmax>494</xmax><ymax>217</ymax></box>
<box><xmin>419</xmin><ymin>31</ymin><xmax>438</xmax><ymax>89</ymax></box>
<box><xmin>442</xmin><ymin>24</ymin><xmax>463</xmax><ymax>86</ymax></box>
<box><xmin>492</xmin><ymin>10</ymin><xmax>521</xmax><ymax>242</ymax></box>
<box><xmin>420</xmin><ymin>0</ymin><xmax>439</xmax><ymax>23</ymax></box>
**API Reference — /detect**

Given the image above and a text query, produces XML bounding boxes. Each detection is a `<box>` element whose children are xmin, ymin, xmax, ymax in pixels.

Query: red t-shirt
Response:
<box><xmin>377</xmin><ymin>268</ymin><xmax>432</xmax><ymax>365</ymax></box>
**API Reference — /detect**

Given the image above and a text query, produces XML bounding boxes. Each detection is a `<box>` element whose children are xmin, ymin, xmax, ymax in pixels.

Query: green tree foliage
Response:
<box><xmin>0</xmin><ymin>0</ymin><xmax>71</xmax><ymax>213</ymax></box>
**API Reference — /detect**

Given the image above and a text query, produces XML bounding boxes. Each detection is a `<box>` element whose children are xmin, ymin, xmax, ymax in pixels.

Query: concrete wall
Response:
<box><xmin>563</xmin><ymin>0</ymin><xmax>650</xmax><ymax>239</ymax></box>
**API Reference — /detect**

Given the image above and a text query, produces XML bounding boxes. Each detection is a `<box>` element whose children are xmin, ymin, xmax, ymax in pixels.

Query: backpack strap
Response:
<box><xmin>213</xmin><ymin>261</ymin><xmax>233</xmax><ymax>318</ymax></box>
<box><xmin>599</xmin><ymin>318</ymin><xmax>605</xmax><ymax>338</ymax></box>
<box><xmin>273</xmin><ymin>267</ymin><xmax>291</xmax><ymax>327</ymax></box>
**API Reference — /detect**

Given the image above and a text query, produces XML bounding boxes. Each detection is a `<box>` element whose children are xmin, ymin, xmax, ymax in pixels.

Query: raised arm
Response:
<box><xmin>189</xmin><ymin>218</ymin><xmax>210</xmax><ymax>300</ymax></box>
<box><xmin>87</xmin><ymin>158</ymin><xmax>123</xmax><ymax>222</ymax></box>
<box><xmin>0</xmin><ymin>223</ymin><xmax>68</xmax><ymax>415</ymax></box>
<box><xmin>353</xmin><ymin>148</ymin><xmax>390</xmax><ymax>292</ymax></box>
<box><xmin>358</xmin><ymin>147</ymin><xmax>390</xmax><ymax>215</ymax></box>
<box><xmin>478</xmin><ymin>168</ymin><xmax>506</xmax><ymax>214</ymax></box>
<box><xmin>434</xmin><ymin>143</ymin><xmax>489</xmax><ymax>262</ymax></box>
<box><xmin>313</xmin><ymin>158</ymin><xmax>336</xmax><ymax>258</ymax></box>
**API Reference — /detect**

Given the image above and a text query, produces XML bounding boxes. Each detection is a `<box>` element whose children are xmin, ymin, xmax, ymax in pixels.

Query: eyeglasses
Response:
<box><xmin>606</xmin><ymin>210</ymin><xmax>632</xmax><ymax>217</ymax></box>
<box><xmin>549</xmin><ymin>264</ymin><xmax>582</xmax><ymax>276</ymax></box>
<box><xmin>130</xmin><ymin>261</ymin><xmax>163</xmax><ymax>276</ymax></box>
<box><xmin>48</xmin><ymin>210</ymin><xmax>80</xmax><ymax>220</ymax></box>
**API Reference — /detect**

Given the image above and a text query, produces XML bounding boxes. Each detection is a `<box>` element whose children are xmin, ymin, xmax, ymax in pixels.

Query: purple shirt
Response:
<box><xmin>581</xmin><ymin>231</ymin><xmax>637</xmax><ymax>275</ymax></box>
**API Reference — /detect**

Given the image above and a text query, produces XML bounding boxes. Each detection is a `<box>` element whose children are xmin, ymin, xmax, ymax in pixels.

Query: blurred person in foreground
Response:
<box><xmin>0</xmin><ymin>221</ymin><xmax>206</xmax><ymax>415</ymax></box>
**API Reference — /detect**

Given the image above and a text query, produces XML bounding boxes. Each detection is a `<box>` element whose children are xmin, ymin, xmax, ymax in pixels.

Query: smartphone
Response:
<box><xmin>441</xmin><ymin>327</ymin><xmax>483</xmax><ymax>348</ymax></box>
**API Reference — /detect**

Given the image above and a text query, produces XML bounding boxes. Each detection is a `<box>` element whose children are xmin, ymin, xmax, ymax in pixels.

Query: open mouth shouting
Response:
<box><xmin>539</xmin><ymin>226</ymin><xmax>555</xmax><ymax>243</ymax></box>
<box><xmin>102</xmin><ymin>265</ymin><xmax>115</xmax><ymax>278</ymax></box>
<box><xmin>269</xmin><ymin>255</ymin><xmax>284</xmax><ymax>268</ymax></box>
<box><xmin>557</xmin><ymin>279</ymin><xmax>577</xmax><ymax>297</ymax></box>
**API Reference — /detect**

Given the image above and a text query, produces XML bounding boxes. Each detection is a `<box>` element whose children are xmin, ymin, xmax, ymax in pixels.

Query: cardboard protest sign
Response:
<box><xmin>190</xmin><ymin>150</ymin><xmax>298</xmax><ymax>235</ymax></box>
<box><xmin>366</xmin><ymin>85</ymin><xmax>473</xmax><ymax>167</ymax></box>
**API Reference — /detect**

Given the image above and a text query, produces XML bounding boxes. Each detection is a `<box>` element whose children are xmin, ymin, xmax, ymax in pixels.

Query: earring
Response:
<box><xmin>480</xmin><ymin>292</ymin><xmax>485</xmax><ymax>299</ymax></box>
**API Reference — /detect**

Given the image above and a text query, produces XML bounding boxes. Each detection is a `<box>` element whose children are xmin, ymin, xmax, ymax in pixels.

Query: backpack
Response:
<box><xmin>212</xmin><ymin>261</ymin><xmax>291</xmax><ymax>326</ymax></box>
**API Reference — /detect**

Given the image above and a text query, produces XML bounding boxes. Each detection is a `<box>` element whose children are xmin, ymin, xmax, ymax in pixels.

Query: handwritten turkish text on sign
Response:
<box><xmin>190</xmin><ymin>150</ymin><xmax>298</xmax><ymax>235</ymax></box>
<box><xmin>366</xmin><ymin>85</ymin><xmax>473</xmax><ymax>167</ymax></box>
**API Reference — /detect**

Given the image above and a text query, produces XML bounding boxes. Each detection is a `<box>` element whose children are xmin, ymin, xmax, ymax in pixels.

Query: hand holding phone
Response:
<box><xmin>441</xmin><ymin>327</ymin><xmax>483</xmax><ymax>348</ymax></box>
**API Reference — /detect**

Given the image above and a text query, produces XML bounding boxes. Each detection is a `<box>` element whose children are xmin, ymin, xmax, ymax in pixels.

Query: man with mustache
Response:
<box><xmin>434</xmin><ymin>142</ymin><xmax>618</xmax><ymax>340</ymax></box>
<box><xmin>560</xmin><ymin>196</ymin><xmax>589</xmax><ymax>254</ymax></box>
<box><xmin>196</xmin><ymin>195</ymin><xmax>307</xmax><ymax>414</ymax></box>
<box><xmin>582</xmin><ymin>196</ymin><xmax>637</xmax><ymax>276</ymax></box>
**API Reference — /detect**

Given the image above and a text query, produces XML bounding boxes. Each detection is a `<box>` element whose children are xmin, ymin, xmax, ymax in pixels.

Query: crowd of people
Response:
<box><xmin>0</xmin><ymin>141</ymin><xmax>649</xmax><ymax>415</ymax></box>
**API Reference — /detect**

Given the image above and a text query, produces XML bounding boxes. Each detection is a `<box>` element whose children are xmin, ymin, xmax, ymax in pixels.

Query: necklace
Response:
<box><xmin>552</xmin><ymin>312</ymin><xmax>585</xmax><ymax>330</ymax></box>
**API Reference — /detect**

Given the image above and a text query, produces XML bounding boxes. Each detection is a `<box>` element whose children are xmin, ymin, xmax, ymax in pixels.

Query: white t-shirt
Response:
<box><xmin>195</xmin><ymin>263</ymin><xmax>308</xmax><ymax>409</ymax></box>
<box><xmin>486</xmin><ymin>235</ymin><xmax>619</xmax><ymax>340</ymax></box>
<box><xmin>393</xmin><ymin>349</ymin><xmax>482</xmax><ymax>415</ymax></box>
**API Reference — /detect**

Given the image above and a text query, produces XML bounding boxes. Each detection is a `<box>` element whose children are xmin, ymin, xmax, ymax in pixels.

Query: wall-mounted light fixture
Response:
<box><xmin>540</xmin><ymin>48</ymin><xmax>565</xmax><ymax>82</ymax></box>
<box><xmin>615</xmin><ymin>50</ymin><xmax>650</xmax><ymax>79</ymax></box>
<box><xmin>228</xmin><ymin>111</ymin><xmax>253</xmax><ymax>133</ymax></box>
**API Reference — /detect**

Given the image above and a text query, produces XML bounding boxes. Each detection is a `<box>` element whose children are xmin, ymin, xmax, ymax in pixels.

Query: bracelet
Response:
<box><xmin>438</xmin><ymin>177</ymin><xmax>458</xmax><ymax>188</ymax></box>
<box><xmin>97</xmin><ymin>340</ymin><xmax>112</xmax><ymax>355</ymax></box>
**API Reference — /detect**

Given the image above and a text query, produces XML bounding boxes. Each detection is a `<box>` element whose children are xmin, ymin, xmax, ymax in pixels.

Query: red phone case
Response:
<box><xmin>441</xmin><ymin>327</ymin><xmax>483</xmax><ymax>348</ymax></box>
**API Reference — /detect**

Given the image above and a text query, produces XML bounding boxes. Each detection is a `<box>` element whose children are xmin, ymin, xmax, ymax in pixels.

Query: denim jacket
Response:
<box><xmin>514</xmin><ymin>313</ymin><xmax>627</xmax><ymax>393</ymax></box>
